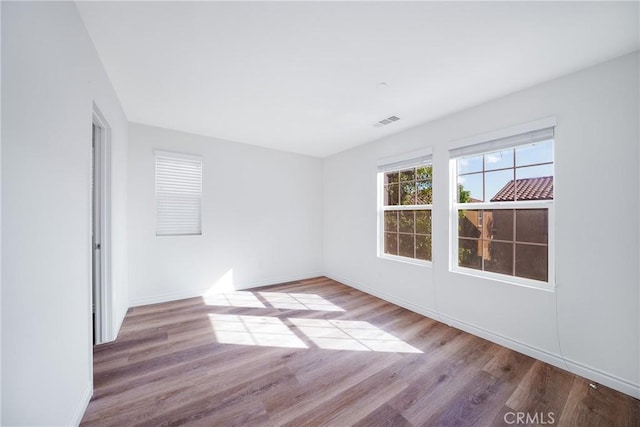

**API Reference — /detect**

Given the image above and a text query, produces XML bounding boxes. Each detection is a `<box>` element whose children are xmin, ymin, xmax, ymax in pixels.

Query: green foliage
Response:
<box><xmin>457</xmin><ymin>183</ymin><xmax>471</xmax><ymax>220</ymax></box>
<box><xmin>458</xmin><ymin>246</ymin><xmax>473</xmax><ymax>265</ymax></box>
<box><xmin>384</xmin><ymin>211</ymin><xmax>398</xmax><ymax>231</ymax></box>
<box><xmin>457</xmin><ymin>181</ymin><xmax>477</xmax><ymax>266</ymax></box>
<box><xmin>416</xmin><ymin>166</ymin><xmax>432</xmax><ymax>181</ymax></box>
<box><xmin>458</xmin><ymin>184</ymin><xmax>471</xmax><ymax>203</ymax></box>
<box><xmin>399</xmin><ymin>211</ymin><xmax>414</xmax><ymax>233</ymax></box>
<box><xmin>384</xmin><ymin>166</ymin><xmax>433</xmax><ymax>206</ymax></box>
<box><xmin>384</xmin><ymin>171</ymin><xmax>399</xmax><ymax>184</ymax></box>
<box><xmin>415</xmin><ymin>210</ymin><xmax>431</xmax><ymax>234</ymax></box>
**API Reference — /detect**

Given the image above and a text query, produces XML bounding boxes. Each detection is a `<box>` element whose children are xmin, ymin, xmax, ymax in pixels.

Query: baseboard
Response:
<box><xmin>324</xmin><ymin>272</ymin><xmax>640</xmax><ymax>400</ymax></box>
<box><xmin>129</xmin><ymin>288</ymin><xmax>205</xmax><ymax>307</ymax></box>
<box><xmin>325</xmin><ymin>272</ymin><xmax>443</xmax><ymax>322</ymax></box>
<box><xmin>238</xmin><ymin>272</ymin><xmax>324</xmax><ymax>289</ymax></box>
<box><xmin>563</xmin><ymin>358</ymin><xmax>640</xmax><ymax>399</ymax></box>
<box><xmin>69</xmin><ymin>382</ymin><xmax>92</xmax><ymax>427</ymax></box>
<box><xmin>109</xmin><ymin>305</ymin><xmax>127</xmax><ymax>342</ymax></box>
<box><xmin>129</xmin><ymin>272</ymin><xmax>324</xmax><ymax>307</ymax></box>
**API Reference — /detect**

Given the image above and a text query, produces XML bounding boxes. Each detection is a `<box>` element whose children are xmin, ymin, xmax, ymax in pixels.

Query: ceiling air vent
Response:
<box><xmin>374</xmin><ymin>115</ymin><xmax>400</xmax><ymax>127</ymax></box>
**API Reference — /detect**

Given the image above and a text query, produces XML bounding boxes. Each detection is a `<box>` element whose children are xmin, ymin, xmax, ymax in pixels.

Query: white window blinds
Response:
<box><xmin>449</xmin><ymin>127</ymin><xmax>554</xmax><ymax>158</ymax></box>
<box><xmin>377</xmin><ymin>148</ymin><xmax>433</xmax><ymax>172</ymax></box>
<box><xmin>155</xmin><ymin>151</ymin><xmax>202</xmax><ymax>236</ymax></box>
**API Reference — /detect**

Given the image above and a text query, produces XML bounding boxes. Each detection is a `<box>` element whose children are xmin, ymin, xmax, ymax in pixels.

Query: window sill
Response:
<box><xmin>450</xmin><ymin>267</ymin><xmax>555</xmax><ymax>292</ymax></box>
<box><xmin>379</xmin><ymin>253</ymin><xmax>432</xmax><ymax>268</ymax></box>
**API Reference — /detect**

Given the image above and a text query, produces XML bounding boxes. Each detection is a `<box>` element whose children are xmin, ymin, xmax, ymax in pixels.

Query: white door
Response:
<box><xmin>92</xmin><ymin>123</ymin><xmax>103</xmax><ymax>344</ymax></box>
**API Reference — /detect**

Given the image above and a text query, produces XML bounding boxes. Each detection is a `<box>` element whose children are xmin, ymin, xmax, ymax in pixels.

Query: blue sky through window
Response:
<box><xmin>457</xmin><ymin>140</ymin><xmax>553</xmax><ymax>202</ymax></box>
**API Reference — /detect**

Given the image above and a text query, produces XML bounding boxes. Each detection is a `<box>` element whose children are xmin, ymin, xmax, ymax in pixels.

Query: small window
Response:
<box><xmin>155</xmin><ymin>151</ymin><xmax>202</xmax><ymax>236</ymax></box>
<box><xmin>378</xmin><ymin>151</ymin><xmax>432</xmax><ymax>264</ymax></box>
<box><xmin>451</xmin><ymin>128</ymin><xmax>554</xmax><ymax>286</ymax></box>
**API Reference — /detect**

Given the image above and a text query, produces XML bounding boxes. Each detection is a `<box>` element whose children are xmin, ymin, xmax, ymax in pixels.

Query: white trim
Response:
<box><xmin>86</xmin><ymin>130</ymin><xmax>93</xmax><ymax>421</ymax></box>
<box><xmin>436</xmin><ymin>312</ymin><xmax>565</xmax><ymax>367</ymax></box>
<box><xmin>325</xmin><ymin>273</ymin><xmax>443</xmax><ymax>322</ymax></box>
<box><xmin>377</xmin><ymin>172</ymin><xmax>383</xmax><ymax>257</ymax></box>
<box><xmin>563</xmin><ymin>359</ymin><xmax>640</xmax><ymax>399</ymax></box>
<box><xmin>451</xmin><ymin>202</ymin><xmax>556</xmax><ymax>291</ymax></box>
<box><xmin>324</xmin><ymin>273</ymin><xmax>640</xmax><ymax>399</ymax></box>
<box><xmin>453</xmin><ymin>200</ymin><xmax>552</xmax><ymax>210</ymax></box>
<box><xmin>449</xmin><ymin>128</ymin><xmax>555</xmax><ymax>288</ymax></box>
<box><xmin>451</xmin><ymin>208</ymin><xmax>555</xmax><ymax>290</ymax></box>
<box><xmin>92</xmin><ymin>312</ymin><xmax>125</xmax><ymax>345</ymax></box>
<box><xmin>377</xmin><ymin>161</ymin><xmax>433</xmax><ymax>264</ymax></box>
<box><xmin>130</xmin><ymin>288</ymin><xmax>205</xmax><ymax>308</ymax></box>
<box><xmin>128</xmin><ymin>272</ymin><xmax>324</xmax><ymax>307</ymax></box>
<box><xmin>449</xmin><ymin>116</ymin><xmax>557</xmax><ymax>151</ymax></box>
<box><xmin>101</xmin><ymin>303</ymin><xmax>127</xmax><ymax>344</ymax></box>
<box><xmin>379</xmin><ymin>253</ymin><xmax>432</xmax><ymax>267</ymax></box>
<box><xmin>69</xmin><ymin>382</ymin><xmax>93</xmax><ymax>427</ymax></box>
<box><xmin>548</xmin><ymin>203</ymin><xmax>556</xmax><ymax>292</ymax></box>
<box><xmin>449</xmin><ymin>206</ymin><xmax>557</xmax><ymax>291</ymax></box>
<box><xmin>450</xmin><ymin>266</ymin><xmax>555</xmax><ymax>292</ymax></box>
<box><xmin>239</xmin><ymin>272</ymin><xmax>323</xmax><ymax>289</ymax></box>
<box><xmin>91</xmin><ymin>106</ymin><xmax>113</xmax><ymax>345</ymax></box>
<box><xmin>382</xmin><ymin>204</ymin><xmax>434</xmax><ymax>211</ymax></box>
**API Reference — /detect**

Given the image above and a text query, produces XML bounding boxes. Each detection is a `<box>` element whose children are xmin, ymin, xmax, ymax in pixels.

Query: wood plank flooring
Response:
<box><xmin>81</xmin><ymin>277</ymin><xmax>639</xmax><ymax>426</ymax></box>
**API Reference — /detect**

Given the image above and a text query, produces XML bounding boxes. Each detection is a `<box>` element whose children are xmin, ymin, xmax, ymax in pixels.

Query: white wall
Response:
<box><xmin>1</xmin><ymin>2</ymin><xmax>128</xmax><ymax>425</ymax></box>
<box><xmin>323</xmin><ymin>52</ymin><xmax>639</xmax><ymax>398</ymax></box>
<box><xmin>0</xmin><ymin>2</ymin><xmax>3</xmax><ymax>422</ymax></box>
<box><xmin>109</xmin><ymin>112</ymin><xmax>129</xmax><ymax>339</ymax></box>
<box><xmin>128</xmin><ymin>123</ymin><xmax>323</xmax><ymax>305</ymax></box>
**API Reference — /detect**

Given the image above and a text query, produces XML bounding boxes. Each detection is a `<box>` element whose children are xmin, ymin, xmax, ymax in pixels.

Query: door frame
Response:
<box><xmin>91</xmin><ymin>105</ymin><xmax>112</xmax><ymax>345</ymax></box>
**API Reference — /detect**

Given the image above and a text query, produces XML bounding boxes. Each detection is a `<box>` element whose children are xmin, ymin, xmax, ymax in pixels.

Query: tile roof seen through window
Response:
<box><xmin>491</xmin><ymin>176</ymin><xmax>553</xmax><ymax>201</ymax></box>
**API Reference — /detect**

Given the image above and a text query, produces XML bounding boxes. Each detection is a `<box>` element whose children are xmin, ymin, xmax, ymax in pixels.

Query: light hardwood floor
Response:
<box><xmin>81</xmin><ymin>277</ymin><xmax>639</xmax><ymax>426</ymax></box>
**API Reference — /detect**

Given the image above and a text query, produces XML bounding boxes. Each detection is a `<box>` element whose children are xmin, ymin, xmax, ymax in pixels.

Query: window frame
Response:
<box><xmin>377</xmin><ymin>153</ymin><xmax>433</xmax><ymax>267</ymax></box>
<box><xmin>155</xmin><ymin>150</ymin><xmax>203</xmax><ymax>237</ymax></box>
<box><xmin>449</xmin><ymin>131</ymin><xmax>555</xmax><ymax>290</ymax></box>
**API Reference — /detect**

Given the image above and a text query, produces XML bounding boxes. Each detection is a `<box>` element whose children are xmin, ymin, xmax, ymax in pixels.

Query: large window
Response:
<box><xmin>451</xmin><ymin>128</ymin><xmax>554</xmax><ymax>285</ymax></box>
<box><xmin>155</xmin><ymin>151</ymin><xmax>203</xmax><ymax>236</ymax></box>
<box><xmin>378</xmin><ymin>152</ymin><xmax>432</xmax><ymax>263</ymax></box>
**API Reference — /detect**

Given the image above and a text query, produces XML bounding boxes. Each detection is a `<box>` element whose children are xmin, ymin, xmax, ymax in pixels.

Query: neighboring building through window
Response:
<box><xmin>451</xmin><ymin>128</ymin><xmax>554</xmax><ymax>285</ymax></box>
<box><xmin>378</xmin><ymin>151</ymin><xmax>432</xmax><ymax>263</ymax></box>
<box><xmin>155</xmin><ymin>151</ymin><xmax>203</xmax><ymax>236</ymax></box>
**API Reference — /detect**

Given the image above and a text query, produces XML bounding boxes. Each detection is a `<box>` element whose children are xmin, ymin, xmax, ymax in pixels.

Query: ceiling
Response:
<box><xmin>76</xmin><ymin>1</ymin><xmax>639</xmax><ymax>157</ymax></box>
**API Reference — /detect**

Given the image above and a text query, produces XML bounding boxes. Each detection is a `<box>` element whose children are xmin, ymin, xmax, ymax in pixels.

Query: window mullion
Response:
<box><xmin>512</xmin><ymin>161</ymin><xmax>517</xmax><ymax>276</ymax></box>
<box><xmin>453</xmin><ymin>201</ymin><xmax>551</xmax><ymax>210</ymax></box>
<box><xmin>382</xmin><ymin>205</ymin><xmax>432</xmax><ymax>211</ymax></box>
<box><xmin>512</xmin><ymin>209</ymin><xmax>517</xmax><ymax>277</ymax></box>
<box><xmin>480</xmin><ymin>209</ymin><xmax>485</xmax><ymax>272</ymax></box>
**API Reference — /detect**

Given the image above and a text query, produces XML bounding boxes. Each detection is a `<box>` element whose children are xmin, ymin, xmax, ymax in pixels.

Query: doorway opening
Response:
<box><xmin>91</xmin><ymin>108</ymin><xmax>111</xmax><ymax>345</ymax></box>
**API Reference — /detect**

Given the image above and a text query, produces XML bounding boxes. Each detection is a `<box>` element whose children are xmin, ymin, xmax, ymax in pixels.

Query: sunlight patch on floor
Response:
<box><xmin>202</xmin><ymin>291</ymin><xmax>266</xmax><ymax>308</ymax></box>
<box><xmin>289</xmin><ymin>318</ymin><xmax>422</xmax><ymax>353</ymax></box>
<box><xmin>208</xmin><ymin>314</ymin><xmax>308</xmax><ymax>348</ymax></box>
<box><xmin>259</xmin><ymin>292</ymin><xmax>345</xmax><ymax>312</ymax></box>
<box><xmin>202</xmin><ymin>290</ymin><xmax>344</xmax><ymax>312</ymax></box>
